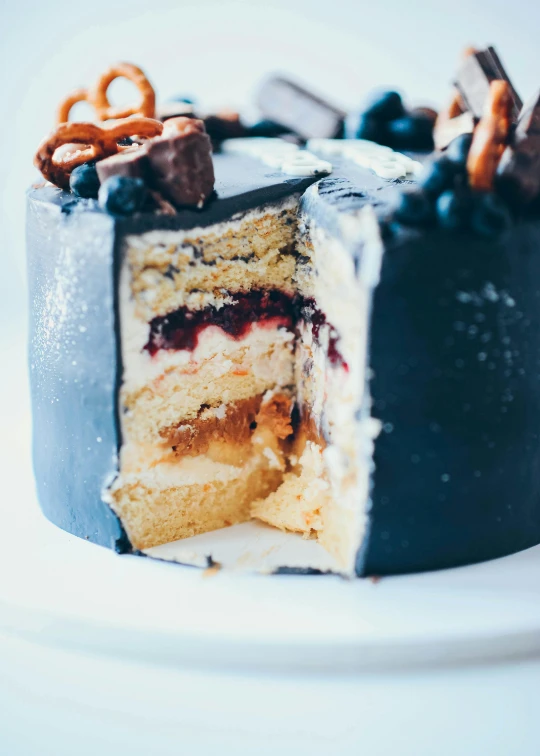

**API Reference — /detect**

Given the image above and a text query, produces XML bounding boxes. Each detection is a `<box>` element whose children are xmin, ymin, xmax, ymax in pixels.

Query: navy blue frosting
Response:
<box><xmin>360</xmin><ymin>223</ymin><xmax>540</xmax><ymax>575</ymax></box>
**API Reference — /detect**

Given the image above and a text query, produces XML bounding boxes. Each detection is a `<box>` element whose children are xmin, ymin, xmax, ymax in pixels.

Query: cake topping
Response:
<box><xmin>98</xmin><ymin>175</ymin><xmax>148</xmax><ymax>215</ymax></box>
<box><xmin>56</xmin><ymin>62</ymin><xmax>156</xmax><ymax>124</ymax></box>
<box><xmin>33</xmin><ymin>117</ymin><xmax>163</xmax><ymax>189</ymax></box>
<box><xmin>95</xmin><ymin>117</ymin><xmax>215</xmax><ymax>209</ymax></box>
<box><xmin>345</xmin><ymin>89</ymin><xmax>436</xmax><ymax>151</ymax></box>
<box><xmin>69</xmin><ymin>161</ymin><xmax>100</xmax><ymax>199</ymax></box>
<box><xmin>497</xmin><ymin>91</ymin><xmax>540</xmax><ymax>206</ymax></box>
<box><xmin>144</xmin><ymin>117</ymin><xmax>215</xmax><ymax>208</ymax></box>
<box><xmin>467</xmin><ymin>80</ymin><xmax>513</xmax><ymax>191</ymax></box>
<box><xmin>455</xmin><ymin>46</ymin><xmax>522</xmax><ymax>121</ymax></box>
<box><xmin>222</xmin><ymin>138</ymin><xmax>332</xmax><ymax>176</ymax></box>
<box><xmin>256</xmin><ymin>75</ymin><xmax>346</xmax><ymax>140</ymax></box>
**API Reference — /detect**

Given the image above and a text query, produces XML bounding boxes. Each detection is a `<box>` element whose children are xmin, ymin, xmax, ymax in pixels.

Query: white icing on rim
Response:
<box><xmin>307</xmin><ymin>138</ymin><xmax>423</xmax><ymax>179</ymax></box>
<box><xmin>222</xmin><ymin>138</ymin><xmax>332</xmax><ymax>177</ymax></box>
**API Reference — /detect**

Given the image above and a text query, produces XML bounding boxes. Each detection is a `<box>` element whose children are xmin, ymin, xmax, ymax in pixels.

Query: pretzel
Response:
<box><xmin>467</xmin><ymin>80</ymin><xmax>512</xmax><ymax>191</ymax></box>
<box><xmin>34</xmin><ymin>117</ymin><xmax>163</xmax><ymax>189</ymax></box>
<box><xmin>91</xmin><ymin>63</ymin><xmax>155</xmax><ymax>120</ymax></box>
<box><xmin>56</xmin><ymin>62</ymin><xmax>156</xmax><ymax>124</ymax></box>
<box><xmin>56</xmin><ymin>88</ymin><xmax>90</xmax><ymax>125</ymax></box>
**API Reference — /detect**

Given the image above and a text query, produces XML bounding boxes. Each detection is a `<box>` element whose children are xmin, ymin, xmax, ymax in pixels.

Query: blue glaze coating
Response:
<box><xmin>27</xmin><ymin>193</ymin><xmax>128</xmax><ymax>551</ymax></box>
<box><xmin>361</xmin><ymin>223</ymin><xmax>540</xmax><ymax>574</ymax></box>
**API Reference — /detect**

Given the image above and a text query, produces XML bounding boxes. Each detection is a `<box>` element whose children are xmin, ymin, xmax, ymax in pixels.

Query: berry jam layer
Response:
<box><xmin>144</xmin><ymin>289</ymin><xmax>347</xmax><ymax>369</ymax></box>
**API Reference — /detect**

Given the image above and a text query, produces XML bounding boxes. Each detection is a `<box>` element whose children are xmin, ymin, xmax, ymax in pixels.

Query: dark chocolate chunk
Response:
<box><xmin>497</xmin><ymin>91</ymin><xmax>540</xmax><ymax>206</ymax></box>
<box><xmin>455</xmin><ymin>46</ymin><xmax>522</xmax><ymax>121</ymax></box>
<box><xmin>156</xmin><ymin>101</ymin><xmax>196</xmax><ymax>121</ymax></box>
<box><xmin>256</xmin><ymin>76</ymin><xmax>345</xmax><ymax>139</ymax></box>
<box><xmin>145</xmin><ymin>117</ymin><xmax>215</xmax><ymax>208</ymax></box>
<box><xmin>203</xmin><ymin>111</ymin><xmax>247</xmax><ymax>144</ymax></box>
<box><xmin>410</xmin><ymin>106</ymin><xmax>438</xmax><ymax>123</ymax></box>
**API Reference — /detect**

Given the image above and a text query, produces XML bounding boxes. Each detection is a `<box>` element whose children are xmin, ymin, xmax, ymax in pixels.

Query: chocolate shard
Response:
<box><xmin>96</xmin><ymin>145</ymin><xmax>148</xmax><ymax>183</ymax></box>
<box><xmin>202</xmin><ymin>110</ymin><xmax>248</xmax><ymax>145</ymax></box>
<box><xmin>497</xmin><ymin>91</ymin><xmax>540</xmax><ymax>205</ymax></box>
<box><xmin>156</xmin><ymin>101</ymin><xmax>196</xmax><ymax>122</ymax></box>
<box><xmin>455</xmin><ymin>46</ymin><xmax>522</xmax><ymax>121</ymax></box>
<box><xmin>145</xmin><ymin>117</ymin><xmax>215</xmax><ymax>208</ymax></box>
<box><xmin>256</xmin><ymin>76</ymin><xmax>345</xmax><ymax>140</ymax></box>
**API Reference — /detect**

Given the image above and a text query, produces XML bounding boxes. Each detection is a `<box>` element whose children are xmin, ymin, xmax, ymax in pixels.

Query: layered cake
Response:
<box><xmin>28</xmin><ymin>52</ymin><xmax>540</xmax><ymax>576</ymax></box>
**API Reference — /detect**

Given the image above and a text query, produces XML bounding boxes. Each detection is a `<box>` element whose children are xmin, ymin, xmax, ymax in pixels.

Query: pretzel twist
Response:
<box><xmin>467</xmin><ymin>80</ymin><xmax>512</xmax><ymax>191</ymax></box>
<box><xmin>56</xmin><ymin>62</ymin><xmax>156</xmax><ymax>125</ymax></box>
<box><xmin>56</xmin><ymin>88</ymin><xmax>90</xmax><ymax>126</ymax></box>
<box><xmin>34</xmin><ymin>118</ymin><xmax>163</xmax><ymax>189</ymax></box>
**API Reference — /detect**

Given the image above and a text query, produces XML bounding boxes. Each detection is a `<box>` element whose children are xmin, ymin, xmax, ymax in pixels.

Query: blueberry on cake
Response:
<box><xmin>27</xmin><ymin>52</ymin><xmax>540</xmax><ymax>576</ymax></box>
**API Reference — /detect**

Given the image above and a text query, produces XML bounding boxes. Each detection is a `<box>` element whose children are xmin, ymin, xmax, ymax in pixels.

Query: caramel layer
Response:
<box><xmin>160</xmin><ymin>392</ymin><xmax>293</xmax><ymax>458</ymax></box>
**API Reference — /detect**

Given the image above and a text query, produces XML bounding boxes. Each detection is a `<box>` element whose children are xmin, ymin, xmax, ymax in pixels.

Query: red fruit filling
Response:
<box><xmin>144</xmin><ymin>290</ymin><xmax>348</xmax><ymax>369</ymax></box>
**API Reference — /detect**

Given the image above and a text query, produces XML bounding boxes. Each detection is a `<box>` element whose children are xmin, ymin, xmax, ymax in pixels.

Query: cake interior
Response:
<box><xmin>107</xmin><ymin>195</ymin><xmax>380</xmax><ymax>575</ymax></box>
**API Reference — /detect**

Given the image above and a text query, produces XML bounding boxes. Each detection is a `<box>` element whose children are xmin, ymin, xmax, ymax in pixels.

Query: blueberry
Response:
<box><xmin>248</xmin><ymin>119</ymin><xmax>291</xmax><ymax>137</ymax></box>
<box><xmin>345</xmin><ymin>112</ymin><xmax>386</xmax><ymax>143</ymax></box>
<box><xmin>172</xmin><ymin>95</ymin><xmax>196</xmax><ymax>104</ymax></box>
<box><xmin>69</xmin><ymin>161</ymin><xmax>100</xmax><ymax>199</ymax></box>
<box><xmin>445</xmin><ymin>133</ymin><xmax>473</xmax><ymax>168</ymax></box>
<box><xmin>419</xmin><ymin>157</ymin><xmax>456</xmax><ymax>198</ymax></box>
<box><xmin>98</xmin><ymin>176</ymin><xmax>147</xmax><ymax>216</ymax></box>
<box><xmin>362</xmin><ymin>90</ymin><xmax>405</xmax><ymax>122</ymax></box>
<box><xmin>393</xmin><ymin>190</ymin><xmax>434</xmax><ymax>226</ymax></box>
<box><xmin>387</xmin><ymin>115</ymin><xmax>434</xmax><ymax>151</ymax></box>
<box><xmin>470</xmin><ymin>192</ymin><xmax>512</xmax><ymax>238</ymax></box>
<box><xmin>436</xmin><ymin>189</ymin><xmax>471</xmax><ymax>230</ymax></box>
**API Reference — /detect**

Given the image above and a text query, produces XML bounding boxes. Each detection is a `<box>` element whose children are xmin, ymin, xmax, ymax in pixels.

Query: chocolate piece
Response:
<box><xmin>497</xmin><ymin>91</ymin><xmax>540</xmax><ymax>205</ymax></box>
<box><xmin>203</xmin><ymin>111</ymin><xmax>247</xmax><ymax>144</ymax></box>
<box><xmin>455</xmin><ymin>46</ymin><xmax>522</xmax><ymax>121</ymax></box>
<box><xmin>145</xmin><ymin>117</ymin><xmax>215</xmax><ymax>208</ymax></box>
<box><xmin>256</xmin><ymin>76</ymin><xmax>345</xmax><ymax>139</ymax></box>
<box><xmin>96</xmin><ymin>146</ymin><xmax>148</xmax><ymax>183</ymax></box>
<box><xmin>410</xmin><ymin>106</ymin><xmax>439</xmax><ymax>123</ymax></box>
<box><xmin>156</xmin><ymin>101</ymin><xmax>195</xmax><ymax>121</ymax></box>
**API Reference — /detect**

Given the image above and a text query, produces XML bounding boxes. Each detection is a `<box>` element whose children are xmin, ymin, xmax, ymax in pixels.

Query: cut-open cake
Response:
<box><xmin>27</xmin><ymin>54</ymin><xmax>540</xmax><ymax>576</ymax></box>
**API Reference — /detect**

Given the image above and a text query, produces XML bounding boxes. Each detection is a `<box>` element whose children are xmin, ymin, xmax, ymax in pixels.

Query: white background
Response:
<box><xmin>1</xmin><ymin>2</ymin><xmax>540</xmax><ymax>753</ymax></box>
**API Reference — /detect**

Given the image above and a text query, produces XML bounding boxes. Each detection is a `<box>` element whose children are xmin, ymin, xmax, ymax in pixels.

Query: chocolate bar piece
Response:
<box><xmin>145</xmin><ymin>117</ymin><xmax>215</xmax><ymax>208</ymax></box>
<box><xmin>156</xmin><ymin>101</ymin><xmax>196</xmax><ymax>121</ymax></box>
<box><xmin>497</xmin><ymin>91</ymin><xmax>540</xmax><ymax>205</ymax></box>
<box><xmin>256</xmin><ymin>76</ymin><xmax>345</xmax><ymax>139</ymax></box>
<box><xmin>455</xmin><ymin>46</ymin><xmax>522</xmax><ymax>121</ymax></box>
<box><xmin>203</xmin><ymin>111</ymin><xmax>247</xmax><ymax>144</ymax></box>
<box><xmin>96</xmin><ymin>146</ymin><xmax>147</xmax><ymax>183</ymax></box>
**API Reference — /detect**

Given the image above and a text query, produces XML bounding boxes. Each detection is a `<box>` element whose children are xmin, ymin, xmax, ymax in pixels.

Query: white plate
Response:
<box><xmin>1</xmin><ymin>329</ymin><xmax>540</xmax><ymax>675</ymax></box>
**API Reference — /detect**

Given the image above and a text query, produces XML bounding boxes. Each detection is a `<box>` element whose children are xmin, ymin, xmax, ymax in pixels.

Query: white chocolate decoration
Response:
<box><xmin>222</xmin><ymin>138</ymin><xmax>332</xmax><ymax>176</ymax></box>
<box><xmin>307</xmin><ymin>138</ymin><xmax>423</xmax><ymax>179</ymax></box>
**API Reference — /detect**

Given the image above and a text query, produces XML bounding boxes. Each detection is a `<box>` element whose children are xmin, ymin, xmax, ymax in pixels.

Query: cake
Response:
<box><xmin>27</xmin><ymin>51</ymin><xmax>540</xmax><ymax>576</ymax></box>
